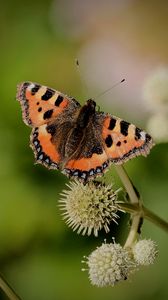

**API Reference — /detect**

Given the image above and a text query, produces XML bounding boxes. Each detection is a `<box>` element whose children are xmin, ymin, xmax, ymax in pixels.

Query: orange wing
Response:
<box><xmin>63</xmin><ymin>113</ymin><xmax>154</xmax><ymax>182</ymax></box>
<box><xmin>63</xmin><ymin>151</ymin><xmax>109</xmax><ymax>181</ymax></box>
<box><xmin>17</xmin><ymin>82</ymin><xmax>79</xmax><ymax>127</ymax></box>
<box><xmin>102</xmin><ymin>115</ymin><xmax>154</xmax><ymax>164</ymax></box>
<box><xmin>30</xmin><ymin>124</ymin><xmax>61</xmax><ymax>169</ymax></box>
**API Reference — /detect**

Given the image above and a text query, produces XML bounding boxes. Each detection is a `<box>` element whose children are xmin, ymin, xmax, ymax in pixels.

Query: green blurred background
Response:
<box><xmin>0</xmin><ymin>0</ymin><xmax>168</xmax><ymax>299</ymax></box>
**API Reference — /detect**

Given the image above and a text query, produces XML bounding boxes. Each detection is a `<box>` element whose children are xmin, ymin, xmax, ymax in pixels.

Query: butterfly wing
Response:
<box><xmin>63</xmin><ymin>112</ymin><xmax>154</xmax><ymax>181</ymax></box>
<box><xmin>30</xmin><ymin>124</ymin><xmax>61</xmax><ymax>170</ymax></box>
<box><xmin>17</xmin><ymin>82</ymin><xmax>80</xmax><ymax>126</ymax></box>
<box><xmin>17</xmin><ymin>83</ymin><xmax>154</xmax><ymax>178</ymax></box>
<box><xmin>17</xmin><ymin>82</ymin><xmax>81</xmax><ymax>169</ymax></box>
<box><xmin>102</xmin><ymin>115</ymin><xmax>154</xmax><ymax>164</ymax></box>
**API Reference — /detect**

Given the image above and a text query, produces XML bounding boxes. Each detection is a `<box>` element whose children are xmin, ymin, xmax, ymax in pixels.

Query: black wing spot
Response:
<box><xmin>116</xmin><ymin>141</ymin><xmax>121</xmax><ymax>147</ymax></box>
<box><xmin>120</xmin><ymin>120</ymin><xmax>130</xmax><ymax>136</ymax></box>
<box><xmin>31</xmin><ymin>84</ymin><xmax>41</xmax><ymax>95</ymax></box>
<box><xmin>108</xmin><ymin>118</ymin><xmax>116</xmax><ymax>130</ymax></box>
<box><xmin>38</xmin><ymin>107</ymin><xmax>42</xmax><ymax>112</ymax></box>
<box><xmin>55</xmin><ymin>95</ymin><xmax>64</xmax><ymax>106</ymax></box>
<box><xmin>105</xmin><ymin>135</ymin><xmax>113</xmax><ymax>147</ymax></box>
<box><xmin>135</xmin><ymin>127</ymin><xmax>141</xmax><ymax>140</ymax></box>
<box><xmin>145</xmin><ymin>133</ymin><xmax>152</xmax><ymax>143</ymax></box>
<box><xmin>41</xmin><ymin>89</ymin><xmax>54</xmax><ymax>101</ymax></box>
<box><xmin>43</xmin><ymin>109</ymin><xmax>54</xmax><ymax>120</ymax></box>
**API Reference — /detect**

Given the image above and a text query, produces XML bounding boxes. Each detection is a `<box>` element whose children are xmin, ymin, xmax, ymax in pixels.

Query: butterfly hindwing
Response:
<box><xmin>63</xmin><ymin>152</ymin><xmax>109</xmax><ymax>180</ymax></box>
<box><xmin>30</xmin><ymin>124</ymin><xmax>61</xmax><ymax>170</ymax></box>
<box><xmin>17</xmin><ymin>82</ymin><xmax>79</xmax><ymax>127</ymax></box>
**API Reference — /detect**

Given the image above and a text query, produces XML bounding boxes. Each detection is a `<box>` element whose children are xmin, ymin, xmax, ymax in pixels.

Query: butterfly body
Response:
<box><xmin>17</xmin><ymin>82</ymin><xmax>154</xmax><ymax>181</ymax></box>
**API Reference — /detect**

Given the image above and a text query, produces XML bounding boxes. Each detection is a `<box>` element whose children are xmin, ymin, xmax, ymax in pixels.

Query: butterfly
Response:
<box><xmin>17</xmin><ymin>82</ymin><xmax>154</xmax><ymax>181</ymax></box>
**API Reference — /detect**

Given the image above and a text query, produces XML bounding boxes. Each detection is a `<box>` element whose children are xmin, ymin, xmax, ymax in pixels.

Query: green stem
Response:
<box><xmin>115</xmin><ymin>165</ymin><xmax>168</xmax><ymax>248</ymax></box>
<box><xmin>124</xmin><ymin>215</ymin><xmax>141</xmax><ymax>248</ymax></box>
<box><xmin>119</xmin><ymin>202</ymin><xmax>140</xmax><ymax>214</ymax></box>
<box><xmin>115</xmin><ymin>165</ymin><xmax>142</xmax><ymax>248</ymax></box>
<box><xmin>119</xmin><ymin>203</ymin><xmax>168</xmax><ymax>233</ymax></box>
<box><xmin>143</xmin><ymin>206</ymin><xmax>168</xmax><ymax>233</ymax></box>
<box><xmin>115</xmin><ymin>165</ymin><xmax>139</xmax><ymax>204</ymax></box>
<box><xmin>0</xmin><ymin>273</ymin><xmax>22</xmax><ymax>300</ymax></box>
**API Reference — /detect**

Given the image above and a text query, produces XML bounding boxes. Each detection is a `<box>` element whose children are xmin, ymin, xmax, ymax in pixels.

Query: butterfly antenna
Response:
<box><xmin>75</xmin><ymin>59</ymin><xmax>89</xmax><ymax>99</ymax></box>
<box><xmin>94</xmin><ymin>78</ymin><xmax>125</xmax><ymax>100</ymax></box>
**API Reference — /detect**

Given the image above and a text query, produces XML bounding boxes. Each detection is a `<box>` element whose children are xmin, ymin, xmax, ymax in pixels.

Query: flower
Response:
<box><xmin>147</xmin><ymin>112</ymin><xmax>168</xmax><ymax>143</ymax></box>
<box><xmin>59</xmin><ymin>181</ymin><xmax>121</xmax><ymax>236</ymax></box>
<box><xmin>83</xmin><ymin>242</ymin><xmax>134</xmax><ymax>287</ymax></box>
<box><xmin>143</xmin><ymin>67</ymin><xmax>168</xmax><ymax>112</ymax></box>
<box><xmin>132</xmin><ymin>239</ymin><xmax>158</xmax><ymax>266</ymax></box>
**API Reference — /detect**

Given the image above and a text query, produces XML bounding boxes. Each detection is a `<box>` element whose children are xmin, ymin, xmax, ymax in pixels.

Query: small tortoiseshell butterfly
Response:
<box><xmin>17</xmin><ymin>82</ymin><xmax>154</xmax><ymax>181</ymax></box>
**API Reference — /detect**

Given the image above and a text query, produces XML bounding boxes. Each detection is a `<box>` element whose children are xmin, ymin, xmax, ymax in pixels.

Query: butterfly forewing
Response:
<box><xmin>17</xmin><ymin>82</ymin><xmax>80</xmax><ymax>127</ymax></box>
<box><xmin>102</xmin><ymin>115</ymin><xmax>154</xmax><ymax>164</ymax></box>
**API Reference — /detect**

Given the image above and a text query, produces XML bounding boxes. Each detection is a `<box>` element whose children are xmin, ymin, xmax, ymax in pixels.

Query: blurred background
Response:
<box><xmin>0</xmin><ymin>0</ymin><xmax>168</xmax><ymax>299</ymax></box>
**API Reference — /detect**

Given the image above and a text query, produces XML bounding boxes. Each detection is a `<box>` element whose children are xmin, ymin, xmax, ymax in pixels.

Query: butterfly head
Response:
<box><xmin>86</xmin><ymin>99</ymin><xmax>96</xmax><ymax>111</ymax></box>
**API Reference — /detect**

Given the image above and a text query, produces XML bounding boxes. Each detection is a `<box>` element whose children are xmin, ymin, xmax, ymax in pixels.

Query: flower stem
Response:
<box><xmin>143</xmin><ymin>206</ymin><xmax>168</xmax><ymax>233</ymax></box>
<box><xmin>119</xmin><ymin>202</ymin><xmax>140</xmax><ymax>214</ymax></box>
<box><xmin>119</xmin><ymin>202</ymin><xmax>168</xmax><ymax>233</ymax></box>
<box><xmin>115</xmin><ymin>165</ymin><xmax>143</xmax><ymax>248</ymax></box>
<box><xmin>0</xmin><ymin>273</ymin><xmax>22</xmax><ymax>300</ymax></box>
<box><xmin>115</xmin><ymin>165</ymin><xmax>168</xmax><ymax>248</ymax></box>
<box><xmin>115</xmin><ymin>165</ymin><xmax>139</xmax><ymax>204</ymax></box>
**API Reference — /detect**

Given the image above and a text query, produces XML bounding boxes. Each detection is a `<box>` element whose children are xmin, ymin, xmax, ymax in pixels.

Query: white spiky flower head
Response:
<box><xmin>147</xmin><ymin>112</ymin><xmax>168</xmax><ymax>143</ymax></box>
<box><xmin>59</xmin><ymin>180</ymin><xmax>122</xmax><ymax>236</ymax></box>
<box><xmin>83</xmin><ymin>241</ymin><xmax>134</xmax><ymax>287</ymax></box>
<box><xmin>132</xmin><ymin>239</ymin><xmax>158</xmax><ymax>266</ymax></box>
<box><xmin>143</xmin><ymin>67</ymin><xmax>168</xmax><ymax>112</ymax></box>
